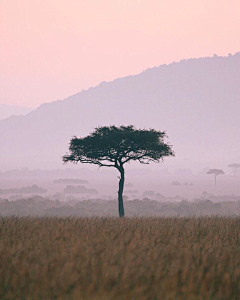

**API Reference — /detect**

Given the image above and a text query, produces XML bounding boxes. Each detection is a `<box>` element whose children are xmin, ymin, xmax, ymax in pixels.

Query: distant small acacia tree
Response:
<box><xmin>63</xmin><ymin>125</ymin><xmax>174</xmax><ymax>217</ymax></box>
<box><xmin>228</xmin><ymin>163</ymin><xmax>240</xmax><ymax>177</ymax></box>
<box><xmin>207</xmin><ymin>169</ymin><xmax>225</xmax><ymax>186</ymax></box>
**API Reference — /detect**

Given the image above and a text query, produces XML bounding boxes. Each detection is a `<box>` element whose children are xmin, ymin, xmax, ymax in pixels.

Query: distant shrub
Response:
<box><xmin>143</xmin><ymin>190</ymin><xmax>155</xmax><ymax>197</ymax></box>
<box><xmin>63</xmin><ymin>185</ymin><xmax>98</xmax><ymax>194</ymax></box>
<box><xmin>53</xmin><ymin>178</ymin><xmax>88</xmax><ymax>184</ymax></box>
<box><xmin>171</xmin><ymin>181</ymin><xmax>181</xmax><ymax>186</ymax></box>
<box><xmin>0</xmin><ymin>184</ymin><xmax>47</xmax><ymax>194</ymax></box>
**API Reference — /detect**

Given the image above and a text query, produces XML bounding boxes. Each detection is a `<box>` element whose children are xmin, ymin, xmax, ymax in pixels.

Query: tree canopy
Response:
<box><xmin>228</xmin><ymin>163</ymin><xmax>240</xmax><ymax>168</ymax></box>
<box><xmin>207</xmin><ymin>169</ymin><xmax>225</xmax><ymax>176</ymax></box>
<box><xmin>63</xmin><ymin>125</ymin><xmax>174</xmax><ymax>168</ymax></box>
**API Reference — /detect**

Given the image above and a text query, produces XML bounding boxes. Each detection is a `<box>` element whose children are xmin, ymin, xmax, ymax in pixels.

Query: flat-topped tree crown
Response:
<box><xmin>63</xmin><ymin>125</ymin><xmax>174</xmax><ymax>167</ymax></box>
<box><xmin>228</xmin><ymin>163</ymin><xmax>240</xmax><ymax>176</ymax></box>
<box><xmin>207</xmin><ymin>169</ymin><xmax>225</xmax><ymax>186</ymax></box>
<box><xmin>63</xmin><ymin>125</ymin><xmax>174</xmax><ymax>217</ymax></box>
<box><xmin>207</xmin><ymin>169</ymin><xmax>225</xmax><ymax>176</ymax></box>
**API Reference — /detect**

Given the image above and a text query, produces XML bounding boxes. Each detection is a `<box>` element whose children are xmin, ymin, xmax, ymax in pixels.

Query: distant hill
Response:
<box><xmin>0</xmin><ymin>53</ymin><xmax>239</xmax><ymax>170</ymax></box>
<box><xmin>0</xmin><ymin>103</ymin><xmax>33</xmax><ymax>120</ymax></box>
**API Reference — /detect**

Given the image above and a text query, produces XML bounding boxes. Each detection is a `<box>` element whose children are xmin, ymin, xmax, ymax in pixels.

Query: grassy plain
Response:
<box><xmin>0</xmin><ymin>216</ymin><xmax>239</xmax><ymax>300</ymax></box>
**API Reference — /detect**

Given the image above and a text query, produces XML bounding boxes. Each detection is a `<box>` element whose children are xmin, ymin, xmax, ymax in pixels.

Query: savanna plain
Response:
<box><xmin>0</xmin><ymin>216</ymin><xmax>239</xmax><ymax>300</ymax></box>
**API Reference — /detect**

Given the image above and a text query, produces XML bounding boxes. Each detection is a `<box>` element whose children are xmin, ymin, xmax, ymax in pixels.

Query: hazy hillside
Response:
<box><xmin>0</xmin><ymin>103</ymin><xmax>33</xmax><ymax>120</ymax></box>
<box><xmin>0</xmin><ymin>53</ymin><xmax>239</xmax><ymax>170</ymax></box>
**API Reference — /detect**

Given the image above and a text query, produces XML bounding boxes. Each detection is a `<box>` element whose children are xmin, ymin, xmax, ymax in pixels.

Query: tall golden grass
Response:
<box><xmin>0</xmin><ymin>216</ymin><xmax>239</xmax><ymax>300</ymax></box>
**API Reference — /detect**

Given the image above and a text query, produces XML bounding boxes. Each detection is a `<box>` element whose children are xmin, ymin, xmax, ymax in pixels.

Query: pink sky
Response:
<box><xmin>1</xmin><ymin>0</ymin><xmax>240</xmax><ymax>107</ymax></box>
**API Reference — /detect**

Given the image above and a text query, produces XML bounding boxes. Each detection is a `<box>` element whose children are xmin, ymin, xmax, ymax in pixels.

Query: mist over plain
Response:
<box><xmin>0</xmin><ymin>53</ymin><xmax>240</xmax><ymax>216</ymax></box>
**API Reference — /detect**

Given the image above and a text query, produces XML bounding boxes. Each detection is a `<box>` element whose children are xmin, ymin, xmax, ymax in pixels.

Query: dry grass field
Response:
<box><xmin>0</xmin><ymin>216</ymin><xmax>239</xmax><ymax>300</ymax></box>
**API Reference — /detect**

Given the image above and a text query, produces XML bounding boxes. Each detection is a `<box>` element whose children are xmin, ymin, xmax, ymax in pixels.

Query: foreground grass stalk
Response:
<box><xmin>0</xmin><ymin>216</ymin><xmax>239</xmax><ymax>300</ymax></box>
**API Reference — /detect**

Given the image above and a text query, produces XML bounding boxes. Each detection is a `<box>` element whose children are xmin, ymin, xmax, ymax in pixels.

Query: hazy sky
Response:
<box><xmin>1</xmin><ymin>0</ymin><xmax>239</xmax><ymax>107</ymax></box>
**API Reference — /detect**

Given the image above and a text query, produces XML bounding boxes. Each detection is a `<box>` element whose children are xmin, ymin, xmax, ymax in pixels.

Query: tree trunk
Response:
<box><xmin>214</xmin><ymin>174</ymin><xmax>217</xmax><ymax>186</ymax></box>
<box><xmin>118</xmin><ymin>167</ymin><xmax>125</xmax><ymax>217</ymax></box>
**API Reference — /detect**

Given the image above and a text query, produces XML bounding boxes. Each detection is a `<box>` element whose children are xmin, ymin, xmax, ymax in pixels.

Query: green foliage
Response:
<box><xmin>63</xmin><ymin>125</ymin><xmax>174</xmax><ymax>168</ymax></box>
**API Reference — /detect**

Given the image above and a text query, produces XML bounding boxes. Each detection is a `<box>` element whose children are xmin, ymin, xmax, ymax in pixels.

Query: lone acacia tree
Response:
<box><xmin>207</xmin><ymin>169</ymin><xmax>225</xmax><ymax>186</ymax></box>
<box><xmin>63</xmin><ymin>125</ymin><xmax>174</xmax><ymax>217</ymax></box>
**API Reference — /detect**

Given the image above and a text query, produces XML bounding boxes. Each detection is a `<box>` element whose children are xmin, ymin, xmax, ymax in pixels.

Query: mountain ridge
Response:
<box><xmin>0</xmin><ymin>53</ymin><xmax>239</xmax><ymax>170</ymax></box>
<box><xmin>0</xmin><ymin>103</ymin><xmax>33</xmax><ymax>121</ymax></box>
